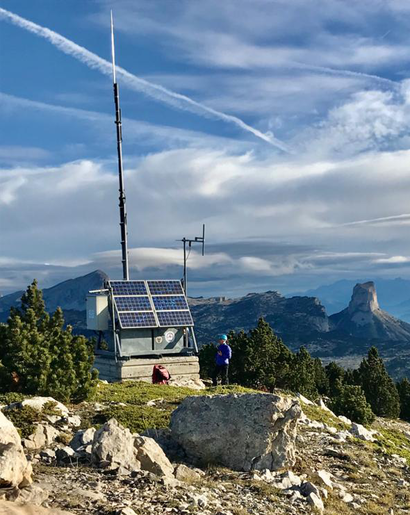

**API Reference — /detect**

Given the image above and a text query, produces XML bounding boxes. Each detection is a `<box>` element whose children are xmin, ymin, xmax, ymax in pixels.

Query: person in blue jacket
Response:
<box><xmin>212</xmin><ymin>334</ymin><xmax>232</xmax><ymax>386</ymax></box>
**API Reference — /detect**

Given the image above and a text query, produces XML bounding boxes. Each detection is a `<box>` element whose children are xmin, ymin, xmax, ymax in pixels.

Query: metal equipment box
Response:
<box><xmin>86</xmin><ymin>294</ymin><xmax>109</xmax><ymax>331</ymax></box>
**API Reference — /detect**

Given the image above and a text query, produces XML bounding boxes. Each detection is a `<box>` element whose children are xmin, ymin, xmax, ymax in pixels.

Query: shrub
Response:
<box><xmin>5</xmin><ymin>405</ymin><xmax>42</xmax><ymax>438</ymax></box>
<box><xmin>0</xmin><ymin>280</ymin><xmax>98</xmax><ymax>402</ymax></box>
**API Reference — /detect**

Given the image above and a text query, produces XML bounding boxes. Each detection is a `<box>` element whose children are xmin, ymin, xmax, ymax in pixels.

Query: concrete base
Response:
<box><xmin>94</xmin><ymin>355</ymin><xmax>200</xmax><ymax>382</ymax></box>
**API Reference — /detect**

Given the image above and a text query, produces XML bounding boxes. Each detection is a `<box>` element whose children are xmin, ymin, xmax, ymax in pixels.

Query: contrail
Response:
<box><xmin>340</xmin><ymin>213</ymin><xmax>410</xmax><ymax>226</ymax></box>
<box><xmin>292</xmin><ymin>62</ymin><xmax>397</xmax><ymax>88</ymax></box>
<box><xmin>0</xmin><ymin>7</ymin><xmax>289</xmax><ymax>151</ymax></box>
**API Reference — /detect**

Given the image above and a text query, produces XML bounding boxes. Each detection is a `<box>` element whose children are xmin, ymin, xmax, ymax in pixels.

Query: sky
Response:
<box><xmin>2</xmin><ymin>1</ymin><xmax>410</xmax><ymax>298</ymax></box>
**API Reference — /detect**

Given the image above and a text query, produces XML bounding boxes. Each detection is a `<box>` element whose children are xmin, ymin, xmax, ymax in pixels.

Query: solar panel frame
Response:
<box><xmin>157</xmin><ymin>310</ymin><xmax>194</xmax><ymax>327</ymax></box>
<box><xmin>109</xmin><ymin>280</ymin><xmax>147</xmax><ymax>295</ymax></box>
<box><xmin>147</xmin><ymin>280</ymin><xmax>184</xmax><ymax>296</ymax></box>
<box><xmin>114</xmin><ymin>296</ymin><xmax>152</xmax><ymax>312</ymax></box>
<box><xmin>108</xmin><ymin>279</ymin><xmax>194</xmax><ymax>329</ymax></box>
<box><xmin>118</xmin><ymin>311</ymin><xmax>157</xmax><ymax>328</ymax></box>
<box><xmin>152</xmin><ymin>295</ymin><xmax>189</xmax><ymax>311</ymax></box>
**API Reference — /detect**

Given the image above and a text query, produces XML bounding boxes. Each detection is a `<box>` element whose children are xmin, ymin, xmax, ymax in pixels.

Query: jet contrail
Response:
<box><xmin>340</xmin><ymin>213</ymin><xmax>410</xmax><ymax>226</ymax></box>
<box><xmin>0</xmin><ymin>7</ymin><xmax>289</xmax><ymax>151</ymax></box>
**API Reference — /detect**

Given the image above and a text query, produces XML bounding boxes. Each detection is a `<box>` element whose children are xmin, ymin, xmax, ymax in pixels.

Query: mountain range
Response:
<box><xmin>293</xmin><ymin>277</ymin><xmax>410</xmax><ymax>321</ymax></box>
<box><xmin>1</xmin><ymin>270</ymin><xmax>410</xmax><ymax>379</ymax></box>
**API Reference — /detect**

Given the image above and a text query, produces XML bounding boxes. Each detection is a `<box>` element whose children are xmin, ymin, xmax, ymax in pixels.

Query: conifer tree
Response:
<box><xmin>325</xmin><ymin>361</ymin><xmax>346</xmax><ymax>397</ymax></box>
<box><xmin>329</xmin><ymin>382</ymin><xmax>375</xmax><ymax>425</ymax></box>
<box><xmin>0</xmin><ymin>280</ymin><xmax>97</xmax><ymax>401</ymax></box>
<box><xmin>357</xmin><ymin>346</ymin><xmax>400</xmax><ymax>418</ymax></box>
<box><xmin>397</xmin><ymin>377</ymin><xmax>410</xmax><ymax>422</ymax></box>
<box><xmin>288</xmin><ymin>346</ymin><xmax>318</xmax><ymax>400</ymax></box>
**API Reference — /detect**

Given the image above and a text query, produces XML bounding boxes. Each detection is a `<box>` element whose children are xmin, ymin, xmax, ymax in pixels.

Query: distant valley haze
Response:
<box><xmin>2</xmin><ymin>2</ymin><xmax>410</xmax><ymax>303</ymax></box>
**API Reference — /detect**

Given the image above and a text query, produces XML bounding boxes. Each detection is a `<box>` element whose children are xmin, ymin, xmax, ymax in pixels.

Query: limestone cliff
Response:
<box><xmin>330</xmin><ymin>282</ymin><xmax>410</xmax><ymax>341</ymax></box>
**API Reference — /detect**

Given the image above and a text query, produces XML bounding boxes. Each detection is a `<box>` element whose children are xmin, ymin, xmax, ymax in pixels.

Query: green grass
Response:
<box><xmin>93</xmin><ymin>381</ymin><xmax>258</xmax><ymax>433</ymax></box>
<box><xmin>373</xmin><ymin>427</ymin><xmax>410</xmax><ymax>463</ymax></box>
<box><xmin>300</xmin><ymin>401</ymin><xmax>349</xmax><ymax>431</ymax></box>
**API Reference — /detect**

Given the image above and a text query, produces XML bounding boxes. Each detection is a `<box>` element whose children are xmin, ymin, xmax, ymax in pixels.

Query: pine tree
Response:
<box><xmin>397</xmin><ymin>378</ymin><xmax>410</xmax><ymax>422</ymax></box>
<box><xmin>288</xmin><ymin>346</ymin><xmax>319</xmax><ymax>400</ymax></box>
<box><xmin>325</xmin><ymin>361</ymin><xmax>346</xmax><ymax>397</ymax></box>
<box><xmin>329</xmin><ymin>383</ymin><xmax>375</xmax><ymax>425</ymax></box>
<box><xmin>357</xmin><ymin>346</ymin><xmax>400</xmax><ymax>418</ymax></box>
<box><xmin>0</xmin><ymin>280</ymin><xmax>97</xmax><ymax>401</ymax></box>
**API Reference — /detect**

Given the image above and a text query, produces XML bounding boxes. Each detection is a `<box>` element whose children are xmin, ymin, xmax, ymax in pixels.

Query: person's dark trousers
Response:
<box><xmin>212</xmin><ymin>364</ymin><xmax>229</xmax><ymax>386</ymax></box>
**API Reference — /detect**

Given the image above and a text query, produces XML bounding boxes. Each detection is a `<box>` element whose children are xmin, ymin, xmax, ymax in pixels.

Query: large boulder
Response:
<box><xmin>8</xmin><ymin>398</ymin><xmax>68</xmax><ymax>417</ymax></box>
<box><xmin>92</xmin><ymin>419</ymin><xmax>140</xmax><ymax>472</ymax></box>
<box><xmin>170</xmin><ymin>393</ymin><xmax>301</xmax><ymax>471</ymax></box>
<box><xmin>0</xmin><ymin>411</ymin><xmax>32</xmax><ymax>488</ymax></box>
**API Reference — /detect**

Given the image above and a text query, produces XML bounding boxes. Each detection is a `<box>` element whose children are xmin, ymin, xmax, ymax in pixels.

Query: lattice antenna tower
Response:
<box><xmin>111</xmin><ymin>12</ymin><xmax>129</xmax><ymax>280</ymax></box>
<box><xmin>179</xmin><ymin>224</ymin><xmax>206</xmax><ymax>295</ymax></box>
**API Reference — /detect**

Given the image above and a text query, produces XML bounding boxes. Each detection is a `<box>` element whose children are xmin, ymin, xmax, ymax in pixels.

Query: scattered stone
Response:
<box><xmin>338</xmin><ymin>415</ymin><xmax>352</xmax><ymax>425</ymax></box>
<box><xmin>170</xmin><ymin>393</ymin><xmax>301</xmax><ymax>471</ymax></box>
<box><xmin>307</xmin><ymin>492</ymin><xmax>324</xmax><ymax>512</ymax></box>
<box><xmin>63</xmin><ymin>416</ymin><xmax>81</xmax><ymax>427</ymax></box>
<box><xmin>350</xmin><ymin>423</ymin><xmax>376</xmax><ymax>442</ymax></box>
<box><xmin>134</xmin><ymin>436</ymin><xmax>174</xmax><ymax>477</ymax></box>
<box><xmin>23</xmin><ymin>424</ymin><xmax>60</xmax><ymax>450</ymax></box>
<box><xmin>92</xmin><ymin>419</ymin><xmax>140</xmax><ymax>472</ymax></box>
<box><xmin>6</xmin><ymin>485</ymin><xmax>49</xmax><ymax>505</ymax></box>
<box><xmin>56</xmin><ymin>446</ymin><xmax>75</xmax><ymax>463</ymax></box>
<box><xmin>342</xmin><ymin>492</ymin><xmax>354</xmax><ymax>503</ymax></box>
<box><xmin>174</xmin><ymin>464</ymin><xmax>201</xmax><ymax>482</ymax></box>
<box><xmin>117</xmin><ymin>509</ymin><xmax>138</xmax><ymax>515</ymax></box>
<box><xmin>316</xmin><ymin>469</ymin><xmax>333</xmax><ymax>489</ymax></box>
<box><xmin>39</xmin><ymin>449</ymin><xmax>56</xmax><ymax>461</ymax></box>
<box><xmin>300</xmin><ymin>481</ymin><xmax>320</xmax><ymax>498</ymax></box>
<box><xmin>272</xmin><ymin>470</ymin><xmax>301</xmax><ymax>489</ymax></box>
<box><xmin>70</xmin><ymin>428</ymin><xmax>96</xmax><ymax>452</ymax></box>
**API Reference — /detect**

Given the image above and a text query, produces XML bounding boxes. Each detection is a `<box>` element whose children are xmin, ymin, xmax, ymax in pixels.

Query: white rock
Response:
<box><xmin>64</xmin><ymin>415</ymin><xmax>81</xmax><ymax>427</ymax></box>
<box><xmin>317</xmin><ymin>469</ymin><xmax>333</xmax><ymax>489</ymax></box>
<box><xmin>9</xmin><ymin>397</ymin><xmax>68</xmax><ymax>416</ymax></box>
<box><xmin>307</xmin><ymin>492</ymin><xmax>324</xmax><ymax>512</ymax></box>
<box><xmin>117</xmin><ymin>509</ymin><xmax>138</xmax><ymax>515</ymax></box>
<box><xmin>300</xmin><ymin>481</ymin><xmax>321</xmax><ymax>498</ymax></box>
<box><xmin>174</xmin><ymin>464</ymin><xmax>201</xmax><ymax>482</ymax></box>
<box><xmin>338</xmin><ymin>415</ymin><xmax>352</xmax><ymax>426</ymax></box>
<box><xmin>134</xmin><ymin>436</ymin><xmax>174</xmax><ymax>477</ymax></box>
<box><xmin>0</xmin><ymin>411</ymin><xmax>32</xmax><ymax>489</ymax></box>
<box><xmin>273</xmin><ymin>470</ymin><xmax>302</xmax><ymax>489</ymax></box>
<box><xmin>70</xmin><ymin>428</ymin><xmax>96</xmax><ymax>451</ymax></box>
<box><xmin>342</xmin><ymin>492</ymin><xmax>354</xmax><ymax>503</ymax></box>
<box><xmin>319</xmin><ymin>399</ymin><xmax>333</xmax><ymax>414</ymax></box>
<box><xmin>92</xmin><ymin>419</ymin><xmax>140</xmax><ymax>472</ymax></box>
<box><xmin>297</xmin><ymin>393</ymin><xmax>314</xmax><ymax>405</ymax></box>
<box><xmin>0</xmin><ymin>501</ymin><xmax>72</xmax><ymax>515</ymax></box>
<box><xmin>350</xmin><ymin>423</ymin><xmax>375</xmax><ymax>442</ymax></box>
<box><xmin>170</xmin><ymin>393</ymin><xmax>301</xmax><ymax>471</ymax></box>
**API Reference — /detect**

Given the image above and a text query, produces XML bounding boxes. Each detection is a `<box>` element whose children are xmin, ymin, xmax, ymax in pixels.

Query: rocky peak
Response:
<box><xmin>348</xmin><ymin>281</ymin><xmax>379</xmax><ymax>315</ymax></box>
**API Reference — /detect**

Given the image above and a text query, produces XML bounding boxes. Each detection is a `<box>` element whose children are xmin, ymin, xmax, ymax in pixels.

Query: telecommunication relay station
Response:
<box><xmin>86</xmin><ymin>14</ymin><xmax>199</xmax><ymax>382</ymax></box>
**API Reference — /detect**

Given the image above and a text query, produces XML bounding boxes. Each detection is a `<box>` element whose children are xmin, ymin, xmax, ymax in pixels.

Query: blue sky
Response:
<box><xmin>2</xmin><ymin>0</ymin><xmax>410</xmax><ymax>298</ymax></box>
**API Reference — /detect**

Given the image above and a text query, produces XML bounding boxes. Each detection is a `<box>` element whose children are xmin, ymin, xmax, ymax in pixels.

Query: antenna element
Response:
<box><xmin>111</xmin><ymin>12</ymin><xmax>129</xmax><ymax>280</ymax></box>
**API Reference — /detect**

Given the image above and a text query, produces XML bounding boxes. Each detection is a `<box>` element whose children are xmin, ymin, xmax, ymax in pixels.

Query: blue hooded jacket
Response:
<box><xmin>215</xmin><ymin>343</ymin><xmax>232</xmax><ymax>366</ymax></box>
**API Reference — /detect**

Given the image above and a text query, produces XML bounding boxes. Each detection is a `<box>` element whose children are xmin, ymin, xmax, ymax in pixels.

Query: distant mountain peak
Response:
<box><xmin>331</xmin><ymin>281</ymin><xmax>410</xmax><ymax>341</ymax></box>
<box><xmin>348</xmin><ymin>281</ymin><xmax>379</xmax><ymax>317</ymax></box>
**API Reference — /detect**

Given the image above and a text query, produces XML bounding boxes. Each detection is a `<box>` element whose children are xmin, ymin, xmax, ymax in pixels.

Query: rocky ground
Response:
<box><xmin>1</xmin><ymin>382</ymin><xmax>410</xmax><ymax>515</ymax></box>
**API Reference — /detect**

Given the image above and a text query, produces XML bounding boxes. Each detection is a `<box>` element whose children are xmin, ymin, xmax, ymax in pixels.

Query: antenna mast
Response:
<box><xmin>179</xmin><ymin>224</ymin><xmax>206</xmax><ymax>296</ymax></box>
<box><xmin>111</xmin><ymin>12</ymin><xmax>129</xmax><ymax>280</ymax></box>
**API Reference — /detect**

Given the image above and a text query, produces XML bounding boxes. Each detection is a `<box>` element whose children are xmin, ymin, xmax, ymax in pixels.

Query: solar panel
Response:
<box><xmin>157</xmin><ymin>310</ymin><xmax>193</xmax><ymax>327</ymax></box>
<box><xmin>109</xmin><ymin>281</ymin><xmax>147</xmax><ymax>295</ymax></box>
<box><xmin>118</xmin><ymin>312</ymin><xmax>157</xmax><ymax>328</ymax></box>
<box><xmin>148</xmin><ymin>280</ymin><xmax>184</xmax><ymax>295</ymax></box>
<box><xmin>114</xmin><ymin>296</ymin><xmax>151</xmax><ymax>312</ymax></box>
<box><xmin>153</xmin><ymin>295</ymin><xmax>188</xmax><ymax>311</ymax></box>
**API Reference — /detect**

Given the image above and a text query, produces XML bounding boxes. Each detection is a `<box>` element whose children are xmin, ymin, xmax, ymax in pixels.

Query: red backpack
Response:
<box><xmin>152</xmin><ymin>364</ymin><xmax>171</xmax><ymax>385</ymax></box>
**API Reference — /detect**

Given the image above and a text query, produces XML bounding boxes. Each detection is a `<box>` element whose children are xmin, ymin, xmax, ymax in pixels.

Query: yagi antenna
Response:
<box><xmin>178</xmin><ymin>224</ymin><xmax>206</xmax><ymax>295</ymax></box>
<box><xmin>111</xmin><ymin>11</ymin><xmax>129</xmax><ymax>281</ymax></box>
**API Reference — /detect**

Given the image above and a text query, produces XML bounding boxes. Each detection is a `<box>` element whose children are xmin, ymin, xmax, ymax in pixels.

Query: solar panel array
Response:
<box><xmin>108</xmin><ymin>280</ymin><xmax>194</xmax><ymax>329</ymax></box>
